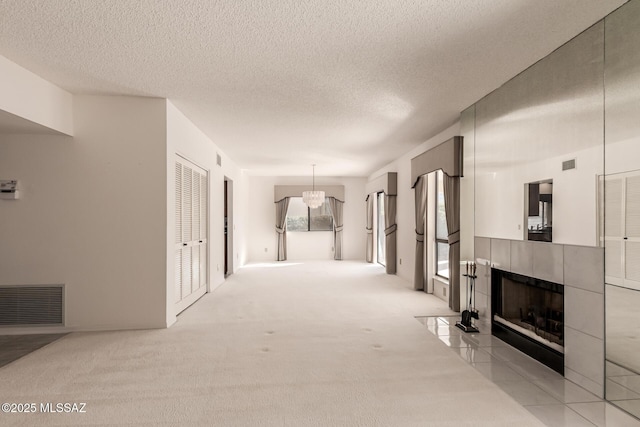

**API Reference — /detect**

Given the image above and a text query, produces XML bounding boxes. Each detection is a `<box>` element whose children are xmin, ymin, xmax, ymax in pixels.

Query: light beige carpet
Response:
<box><xmin>0</xmin><ymin>261</ymin><xmax>544</xmax><ymax>426</ymax></box>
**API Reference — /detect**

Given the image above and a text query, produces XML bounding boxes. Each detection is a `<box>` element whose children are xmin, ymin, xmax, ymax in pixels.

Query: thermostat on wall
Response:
<box><xmin>0</xmin><ymin>180</ymin><xmax>20</xmax><ymax>200</ymax></box>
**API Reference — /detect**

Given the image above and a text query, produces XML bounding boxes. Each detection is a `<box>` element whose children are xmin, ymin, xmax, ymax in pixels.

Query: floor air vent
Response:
<box><xmin>0</xmin><ymin>285</ymin><xmax>64</xmax><ymax>326</ymax></box>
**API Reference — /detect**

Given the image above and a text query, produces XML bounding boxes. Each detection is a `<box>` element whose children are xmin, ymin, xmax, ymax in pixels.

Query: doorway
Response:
<box><xmin>224</xmin><ymin>177</ymin><xmax>234</xmax><ymax>277</ymax></box>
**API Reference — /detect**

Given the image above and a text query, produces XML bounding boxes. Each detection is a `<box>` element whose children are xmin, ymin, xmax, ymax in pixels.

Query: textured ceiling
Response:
<box><xmin>0</xmin><ymin>0</ymin><xmax>627</xmax><ymax>176</ymax></box>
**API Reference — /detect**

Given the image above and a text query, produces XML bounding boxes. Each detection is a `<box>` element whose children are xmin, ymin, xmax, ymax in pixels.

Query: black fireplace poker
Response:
<box><xmin>456</xmin><ymin>261</ymin><xmax>480</xmax><ymax>333</ymax></box>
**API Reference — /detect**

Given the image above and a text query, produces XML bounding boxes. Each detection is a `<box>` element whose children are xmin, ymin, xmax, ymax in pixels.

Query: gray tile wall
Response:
<box><xmin>565</xmin><ymin>327</ymin><xmax>605</xmax><ymax>397</ymax></box>
<box><xmin>533</xmin><ymin>242</ymin><xmax>564</xmax><ymax>284</ymax></box>
<box><xmin>490</xmin><ymin>238</ymin><xmax>510</xmax><ymax>271</ymax></box>
<box><xmin>563</xmin><ymin>245</ymin><xmax>605</xmax><ymax>397</ymax></box>
<box><xmin>474</xmin><ymin>237</ymin><xmax>605</xmax><ymax>397</ymax></box>
<box><xmin>564</xmin><ymin>245</ymin><xmax>604</xmax><ymax>293</ymax></box>
<box><xmin>510</xmin><ymin>240</ymin><xmax>533</xmax><ymax>277</ymax></box>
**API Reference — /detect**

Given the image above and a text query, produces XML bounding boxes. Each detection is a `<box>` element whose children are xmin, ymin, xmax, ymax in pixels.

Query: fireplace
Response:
<box><xmin>491</xmin><ymin>269</ymin><xmax>564</xmax><ymax>374</ymax></box>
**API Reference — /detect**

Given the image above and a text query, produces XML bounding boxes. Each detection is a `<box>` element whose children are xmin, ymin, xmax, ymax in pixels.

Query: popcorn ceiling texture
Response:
<box><xmin>0</xmin><ymin>0</ymin><xmax>627</xmax><ymax>176</ymax></box>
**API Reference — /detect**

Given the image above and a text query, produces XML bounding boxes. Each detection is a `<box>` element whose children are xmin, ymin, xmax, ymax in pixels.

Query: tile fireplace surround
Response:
<box><xmin>474</xmin><ymin>237</ymin><xmax>604</xmax><ymax>397</ymax></box>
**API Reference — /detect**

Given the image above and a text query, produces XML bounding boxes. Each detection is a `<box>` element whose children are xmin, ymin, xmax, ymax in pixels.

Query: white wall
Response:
<box><xmin>0</xmin><ymin>96</ymin><xmax>248</xmax><ymax>331</ymax></box>
<box><xmin>166</xmin><ymin>101</ymin><xmax>245</xmax><ymax>326</ymax></box>
<box><xmin>475</xmin><ymin>144</ymin><xmax>602</xmax><ymax>246</ymax></box>
<box><xmin>246</xmin><ymin>176</ymin><xmax>366</xmax><ymax>262</ymax></box>
<box><xmin>288</xmin><ymin>232</ymin><xmax>335</xmax><ymax>261</ymax></box>
<box><xmin>605</xmin><ymin>140</ymin><xmax>640</xmax><ymax>176</ymax></box>
<box><xmin>0</xmin><ymin>95</ymin><xmax>167</xmax><ymax>331</ymax></box>
<box><xmin>0</xmin><ymin>55</ymin><xmax>73</xmax><ymax>135</ymax></box>
<box><xmin>367</xmin><ymin>123</ymin><xmax>462</xmax><ymax>285</ymax></box>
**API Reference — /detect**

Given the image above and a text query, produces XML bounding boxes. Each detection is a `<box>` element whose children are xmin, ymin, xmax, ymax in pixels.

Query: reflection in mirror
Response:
<box><xmin>604</xmin><ymin>171</ymin><xmax>640</xmax><ymax>419</ymax></box>
<box><xmin>526</xmin><ymin>180</ymin><xmax>552</xmax><ymax>242</ymax></box>
<box><xmin>603</xmin><ymin>0</ymin><xmax>640</xmax><ymax>419</ymax></box>
<box><xmin>605</xmin><ymin>285</ymin><xmax>640</xmax><ymax>419</ymax></box>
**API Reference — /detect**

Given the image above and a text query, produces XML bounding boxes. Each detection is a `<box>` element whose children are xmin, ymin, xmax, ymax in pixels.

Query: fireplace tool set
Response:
<box><xmin>456</xmin><ymin>261</ymin><xmax>479</xmax><ymax>333</ymax></box>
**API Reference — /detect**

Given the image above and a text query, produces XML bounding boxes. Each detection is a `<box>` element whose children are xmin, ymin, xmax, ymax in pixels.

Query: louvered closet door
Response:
<box><xmin>175</xmin><ymin>156</ymin><xmax>208</xmax><ymax>313</ymax></box>
<box><xmin>625</xmin><ymin>174</ymin><xmax>640</xmax><ymax>290</ymax></box>
<box><xmin>604</xmin><ymin>170</ymin><xmax>640</xmax><ymax>291</ymax></box>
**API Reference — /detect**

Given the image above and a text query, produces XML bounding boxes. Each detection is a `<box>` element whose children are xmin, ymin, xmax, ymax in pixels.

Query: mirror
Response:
<box><xmin>604</xmin><ymin>1</ymin><xmax>640</xmax><ymax>418</ymax></box>
<box><xmin>526</xmin><ymin>180</ymin><xmax>552</xmax><ymax>242</ymax></box>
<box><xmin>603</xmin><ymin>172</ymin><xmax>640</xmax><ymax>418</ymax></box>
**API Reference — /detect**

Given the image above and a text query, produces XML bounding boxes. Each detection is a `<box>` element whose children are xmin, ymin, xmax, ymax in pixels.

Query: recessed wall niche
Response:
<box><xmin>525</xmin><ymin>180</ymin><xmax>552</xmax><ymax>242</ymax></box>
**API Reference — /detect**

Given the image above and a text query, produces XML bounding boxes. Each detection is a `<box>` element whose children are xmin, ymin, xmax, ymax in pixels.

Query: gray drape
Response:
<box><xmin>329</xmin><ymin>197</ymin><xmax>344</xmax><ymax>260</ymax></box>
<box><xmin>413</xmin><ymin>176</ymin><xmax>427</xmax><ymax>290</ymax></box>
<box><xmin>411</xmin><ymin>136</ymin><xmax>463</xmax><ymax>188</ymax></box>
<box><xmin>384</xmin><ymin>194</ymin><xmax>397</xmax><ymax>274</ymax></box>
<box><xmin>443</xmin><ymin>174</ymin><xmax>461</xmax><ymax>312</ymax></box>
<box><xmin>365</xmin><ymin>196</ymin><xmax>373</xmax><ymax>263</ymax></box>
<box><xmin>275</xmin><ymin>198</ymin><xmax>290</xmax><ymax>261</ymax></box>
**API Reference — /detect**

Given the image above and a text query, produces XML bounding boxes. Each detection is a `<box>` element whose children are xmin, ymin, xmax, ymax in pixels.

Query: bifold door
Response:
<box><xmin>175</xmin><ymin>156</ymin><xmax>208</xmax><ymax>314</ymax></box>
<box><xmin>604</xmin><ymin>170</ymin><xmax>640</xmax><ymax>291</ymax></box>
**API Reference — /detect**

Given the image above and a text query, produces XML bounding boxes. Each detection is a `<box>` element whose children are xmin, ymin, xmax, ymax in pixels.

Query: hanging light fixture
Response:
<box><xmin>302</xmin><ymin>164</ymin><xmax>325</xmax><ymax>209</ymax></box>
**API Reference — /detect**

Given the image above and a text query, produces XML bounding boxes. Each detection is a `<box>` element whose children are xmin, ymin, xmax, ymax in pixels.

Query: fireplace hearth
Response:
<box><xmin>491</xmin><ymin>269</ymin><xmax>564</xmax><ymax>374</ymax></box>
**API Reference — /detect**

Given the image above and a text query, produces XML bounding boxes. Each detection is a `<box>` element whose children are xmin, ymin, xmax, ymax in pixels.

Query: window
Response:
<box><xmin>435</xmin><ymin>171</ymin><xmax>449</xmax><ymax>278</ymax></box>
<box><xmin>286</xmin><ymin>197</ymin><xmax>333</xmax><ymax>231</ymax></box>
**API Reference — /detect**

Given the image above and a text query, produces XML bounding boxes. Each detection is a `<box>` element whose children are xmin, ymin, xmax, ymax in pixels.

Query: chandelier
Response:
<box><xmin>302</xmin><ymin>164</ymin><xmax>325</xmax><ymax>209</ymax></box>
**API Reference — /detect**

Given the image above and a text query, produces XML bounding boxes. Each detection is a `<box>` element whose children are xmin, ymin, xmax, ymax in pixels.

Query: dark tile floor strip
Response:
<box><xmin>0</xmin><ymin>334</ymin><xmax>67</xmax><ymax>368</ymax></box>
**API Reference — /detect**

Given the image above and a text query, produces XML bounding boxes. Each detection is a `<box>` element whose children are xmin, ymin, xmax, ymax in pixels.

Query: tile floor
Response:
<box><xmin>0</xmin><ymin>334</ymin><xmax>67</xmax><ymax>368</ymax></box>
<box><xmin>416</xmin><ymin>316</ymin><xmax>640</xmax><ymax>427</ymax></box>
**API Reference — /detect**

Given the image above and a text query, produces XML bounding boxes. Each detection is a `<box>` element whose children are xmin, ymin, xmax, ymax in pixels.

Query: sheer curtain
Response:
<box><xmin>443</xmin><ymin>174</ymin><xmax>461</xmax><ymax>312</ymax></box>
<box><xmin>275</xmin><ymin>198</ymin><xmax>290</xmax><ymax>261</ymax></box>
<box><xmin>366</xmin><ymin>196</ymin><xmax>373</xmax><ymax>263</ymax></box>
<box><xmin>413</xmin><ymin>176</ymin><xmax>427</xmax><ymax>290</ymax></box>
<box><xmin>328</xmin><ymin>197</ymin><xmax>344</xmax><ymax>260</ymax></box>
<box><xmin>384</xmin><ymin>194</ymin><xmax>397</xmax><ymax>274</ymax></box>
